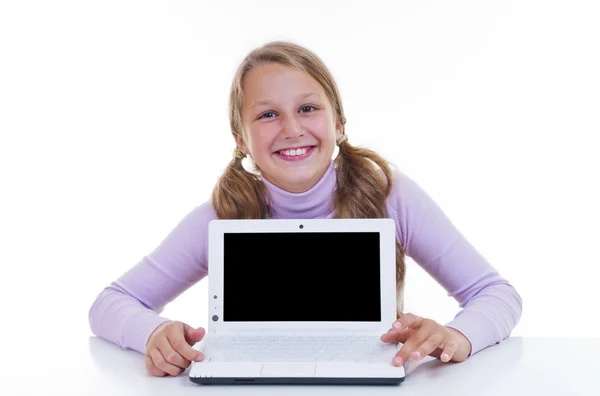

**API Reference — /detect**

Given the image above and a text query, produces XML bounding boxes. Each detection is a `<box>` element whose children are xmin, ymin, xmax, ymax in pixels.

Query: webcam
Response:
<box><xmin>299</xmin><ymin>224</ymin><xmax>304</xmax><ymax>229</ymax></box>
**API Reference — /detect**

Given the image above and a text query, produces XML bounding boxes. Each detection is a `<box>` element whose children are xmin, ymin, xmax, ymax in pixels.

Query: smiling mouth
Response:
<box><xmin>275</xmin><ymin>146</ymin><xmax>316</xmax><ymax>157</ymax></box>
<box><xmin>273</xmin><ymin>145</ymin><xmax>317</xmax><ymax>161</ymax></box>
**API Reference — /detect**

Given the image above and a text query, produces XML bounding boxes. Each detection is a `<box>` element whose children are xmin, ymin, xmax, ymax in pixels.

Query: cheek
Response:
<box><xmin>304</xmin><ymin>116</ymin><xmax>335</xmax><ymax>139</ymax></box>
<box><xmin>247</xmin><ymin>125</ymin><xmax>278</xmax><ymax>153</ymax></box>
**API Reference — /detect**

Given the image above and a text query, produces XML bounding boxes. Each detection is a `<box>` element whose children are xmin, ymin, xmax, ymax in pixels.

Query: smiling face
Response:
<box><xmin>237</xmin><ymin>62</ymin><xmax>343</xmax><ymax>193</ymax></box>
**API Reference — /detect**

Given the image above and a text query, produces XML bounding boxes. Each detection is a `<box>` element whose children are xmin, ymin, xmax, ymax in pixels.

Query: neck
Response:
<box><xmin>261</xmin><ymin>160</ymin><xmax>337</xmax><ymax>219</ymax></box>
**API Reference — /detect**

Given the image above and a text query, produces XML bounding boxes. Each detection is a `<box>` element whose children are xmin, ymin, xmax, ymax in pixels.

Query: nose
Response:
<box><xmin>281</xmin><ymin>113</ymin><xmax>305</xmax><ymax>139</ymax></box>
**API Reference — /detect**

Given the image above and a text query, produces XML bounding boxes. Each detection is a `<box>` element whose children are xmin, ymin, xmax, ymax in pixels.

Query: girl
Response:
<box><xmin>89</xmin><ymin>41</ymin><xmax>522</xmax><ymax>377</ymax></box>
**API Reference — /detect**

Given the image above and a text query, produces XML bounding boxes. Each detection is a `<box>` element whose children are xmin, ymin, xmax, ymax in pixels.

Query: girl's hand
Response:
<box><xmin>145</xmin><ymin>321</ymin><xmax>206</xmax><ymax>377</ymax></box>
<box><xmin>380</xmin><ymin>313</ymin><xmax>472</xmax><ymax>367</ymax></box>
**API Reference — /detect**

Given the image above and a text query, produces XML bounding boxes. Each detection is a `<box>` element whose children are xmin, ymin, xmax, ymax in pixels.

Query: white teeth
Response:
<box><xmin>281</xmin><ymin>147</ymin><xmax>308</xmax><ymax>156</ymax></box>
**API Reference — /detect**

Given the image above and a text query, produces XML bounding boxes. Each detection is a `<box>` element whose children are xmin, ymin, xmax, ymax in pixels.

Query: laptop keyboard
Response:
<box><xmin>201</xmin><ymin>333</ymin><xmax>399</xmax><ymax>363</ymax></box>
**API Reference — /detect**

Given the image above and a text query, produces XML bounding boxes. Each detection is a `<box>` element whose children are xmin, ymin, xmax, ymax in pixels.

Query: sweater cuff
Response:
<box><xmin>121</xmin><ymin>311</ymin><xmax>171</xmax><ymax>354</ymax></box>
<box><xmin>445</xmin><ymin>310</ymin><xmax>499</xmax><ymax>358</ymax></box>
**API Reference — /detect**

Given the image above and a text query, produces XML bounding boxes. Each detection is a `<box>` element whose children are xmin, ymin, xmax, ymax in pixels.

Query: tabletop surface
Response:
<box><xmin>6</xmin><ymin>336</ymin><xmax>598</xmax><ymax>395</ymax></box>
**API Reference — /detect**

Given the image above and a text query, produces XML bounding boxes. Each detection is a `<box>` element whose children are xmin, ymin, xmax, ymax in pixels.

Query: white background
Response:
<box><xmin>1</xmin><ymin>0</ymin><xmax>599</xmax><ymax>359</ymax></box>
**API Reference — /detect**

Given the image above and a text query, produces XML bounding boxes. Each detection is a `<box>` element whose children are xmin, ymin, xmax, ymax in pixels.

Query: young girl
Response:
<box><xmin>89</xmin><ymin>41</ymin><xmax>522</xmax><ymax>377</ymax></box>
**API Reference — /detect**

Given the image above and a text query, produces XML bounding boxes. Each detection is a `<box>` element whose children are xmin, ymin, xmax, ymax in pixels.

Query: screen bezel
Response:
<box><xmin>207</xmin><ymin>218</ymin><xmax>397</xmax><ymax>333</ymax></box>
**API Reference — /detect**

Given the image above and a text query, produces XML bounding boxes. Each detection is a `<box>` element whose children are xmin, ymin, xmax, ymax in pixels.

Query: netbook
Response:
<box><xmin>189</xmin><ymin>218</ymin><xmax>405</xmax><ymax>385</ymax></box>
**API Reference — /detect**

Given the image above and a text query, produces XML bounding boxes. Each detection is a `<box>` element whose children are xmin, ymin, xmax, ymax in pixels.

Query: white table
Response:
<box><xmin>7</xmin><ymin>336</ymin><xmax>599</xmax><ymax>395</ymax></box>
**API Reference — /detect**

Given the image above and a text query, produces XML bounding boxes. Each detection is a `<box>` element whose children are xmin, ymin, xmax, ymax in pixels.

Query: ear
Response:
<box><xmin>335</xmin><ymin>122</ymin><xmax>344</xmax><ymax>141</ymax></box>
<box><xmin>335</xmin><ymin>120</ymin><xmax>344</xmax><ymax>141</ymax></box>
<box><xmin>234</xmin><ymin>133</ymin><xmax>248</xmax><ymax>155</ymax></box>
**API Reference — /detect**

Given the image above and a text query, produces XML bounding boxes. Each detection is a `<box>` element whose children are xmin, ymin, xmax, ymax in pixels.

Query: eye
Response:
<box><xmin>300</xmin><ymin>105</ymin><xmax>317</xmax><ymax>113</ymax></box>
<box><xmin>258</xmin><ymin>111</ymin><xmax>276</xmax><ymax>119</ymax></box>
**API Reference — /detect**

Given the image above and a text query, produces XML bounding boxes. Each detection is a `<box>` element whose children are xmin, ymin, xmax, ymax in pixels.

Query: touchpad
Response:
<box><xmin>261</xmin><ymin>362</ymin><xmax>316</xmax><ymax>377</ymax></box>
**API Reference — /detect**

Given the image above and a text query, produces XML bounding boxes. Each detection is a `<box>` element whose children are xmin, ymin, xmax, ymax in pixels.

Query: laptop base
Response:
<box><xmin>190</xmin><ymin>376</ymin><xmax>405</xmax><ymax>385</ymax></box>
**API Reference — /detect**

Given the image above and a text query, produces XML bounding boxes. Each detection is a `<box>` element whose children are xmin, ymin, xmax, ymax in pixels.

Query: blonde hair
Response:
<box><xmin>211</xmin><ymin>41</ymin><xmax>406</xmax><ymax>317</ymax></box>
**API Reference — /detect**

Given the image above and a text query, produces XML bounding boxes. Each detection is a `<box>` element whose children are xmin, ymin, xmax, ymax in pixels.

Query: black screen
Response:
<box><xmin>223</xmin><ymin>232</ymin><xmax>381</xmax><ymax>322</ymax></box>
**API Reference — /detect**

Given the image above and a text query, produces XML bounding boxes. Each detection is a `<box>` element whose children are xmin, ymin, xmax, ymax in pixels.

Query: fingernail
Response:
<box><xmin>411</xmin><ymin>351</ymin><xmax>422</xmax><ymax>360</ymax></box>
<box><xmin>393</xmin><ymin>321</ymin><xmax>403</xmax><ymax>330</ymax></box>
<box><xmin>196</xmin><ymin>353</ymin><xmax>204</xmax><ymax>362</ymax></box>
<box><xmin>393</xmin><ymin>357</ymin><xmax>404</xmax><ymax>366</ymax></box>
<box><xmin>441</xmin><ymin>353</ymin><xmax>450</xmax><ymax>362</ymax></box>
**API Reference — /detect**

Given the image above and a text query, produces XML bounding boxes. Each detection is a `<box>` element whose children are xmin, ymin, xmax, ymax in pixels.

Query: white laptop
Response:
<box><xmin>189</xmin><ymin>218</ymin><xmax>405</xmax><ymax>385</ymax></box>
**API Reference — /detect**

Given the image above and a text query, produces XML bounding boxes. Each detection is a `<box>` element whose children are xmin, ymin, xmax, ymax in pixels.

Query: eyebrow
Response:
<box><xmin>250</xmin><ymin>92</ymin><xmax>321</xmax><ymax>109</ymax></box>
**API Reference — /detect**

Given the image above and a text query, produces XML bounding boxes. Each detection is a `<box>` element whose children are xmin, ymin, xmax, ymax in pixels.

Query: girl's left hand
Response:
<box><xmin>380</xmin><ymin>313</ymin><xmax>472</xmax><ymax>367</ymax></box>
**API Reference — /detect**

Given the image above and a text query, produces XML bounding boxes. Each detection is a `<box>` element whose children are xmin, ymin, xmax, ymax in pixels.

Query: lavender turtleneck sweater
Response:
<box><xmin>89</xmin><ymin>160</ymin><xmax>522</xmax><ymax>357</ymax></box>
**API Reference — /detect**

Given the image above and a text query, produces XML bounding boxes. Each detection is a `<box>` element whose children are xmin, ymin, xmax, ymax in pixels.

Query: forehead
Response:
<box><xmin>242</xmin><ymin>62</ymin><xmax>326</xmax><ymax>103</ymax></box>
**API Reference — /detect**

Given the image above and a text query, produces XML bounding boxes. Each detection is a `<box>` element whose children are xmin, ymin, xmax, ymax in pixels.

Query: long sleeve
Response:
<box><xmin>88</xmin><ymin>201</ymin><xmax>217</xmax><ymax>354</ymax></box>
<box><xmin>386</xmin><ymin>170</ymin><xmax>522</xmax><ymax>357</ymax></box>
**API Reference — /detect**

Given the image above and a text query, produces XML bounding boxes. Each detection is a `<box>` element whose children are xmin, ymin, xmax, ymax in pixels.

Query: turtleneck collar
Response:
<box><xmin>261</xmin><ymin>160</ymin><xmax>337</xmax><ymax>219</ymax></box>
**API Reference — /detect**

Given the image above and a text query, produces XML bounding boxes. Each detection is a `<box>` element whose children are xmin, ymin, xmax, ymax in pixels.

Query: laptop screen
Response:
<box><xmin>223</xmin><ymin>232</ymin><xmax>382</xmax><ymax>322</ymax></box>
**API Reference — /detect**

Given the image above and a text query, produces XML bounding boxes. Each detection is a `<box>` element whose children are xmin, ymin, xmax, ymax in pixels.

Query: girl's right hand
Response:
<box><xmin>145</xmin><ymin>321</ymin><xmax>206</xmax><ymax>377</ymax></box>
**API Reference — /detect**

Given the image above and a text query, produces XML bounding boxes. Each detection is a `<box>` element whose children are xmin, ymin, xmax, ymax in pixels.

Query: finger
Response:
<box><xmin>168</xmin><ymin>328</ymin><xmax>202</xmax><ymax>363</ymax></box>
<box><xmin>145</xmin><ymin>354</ymin><xmax>167</xmax><ymax>377</ymax></box>
<box><xmin>380</xmin><ymin>328</ymin><xmax>398</xmax><ymax>342</ymax></box>
<box><xmin>392</xmin><ymin>313</ymin><xmax>423</xmax><ymax>333</ymax></box>
<box><xmin>393</xmin><ymin>324</ymin><xmax>433</xmax><ymax>366</ymax></box>
<box><xmin>184</xmin><ymin>325</ymin><xmax>206</xmax><ymax>345</ymax></box>
<box><xmin>150</xmin><ymin>348</ymin><xmax>184</xmax><ymax>376</ymax></box>
<box><xmin>440</xmin><ymin>338</ymin><xmax>460</xmax><ymax>363</ymax></box>
<box><xmin>411</xmin><ymin>332</ymin><xmax>445</xmax><ymax>361</ymax></box>
<box><xmin>156</xmin><ymin>332</ymin><xmax>191</xmax><ymax>368</ymax></box>
<box><xmin>381</xmin><ymin>327</ymin><xmax>410</xmax><ymax>343</ymax></box>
